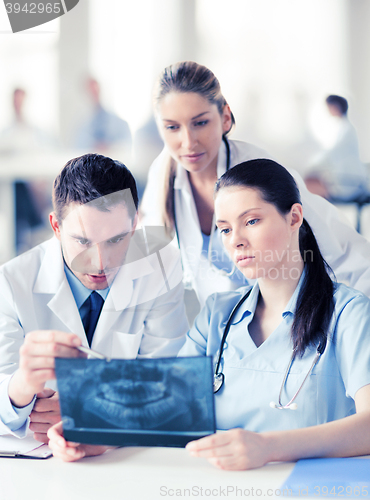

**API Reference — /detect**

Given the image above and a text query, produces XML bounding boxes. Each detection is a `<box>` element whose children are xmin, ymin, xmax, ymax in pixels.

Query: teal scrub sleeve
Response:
<box><xmin>333</xmin><ymin>289</ymin><xmax>370</xmax><ymax>400</ymax></box>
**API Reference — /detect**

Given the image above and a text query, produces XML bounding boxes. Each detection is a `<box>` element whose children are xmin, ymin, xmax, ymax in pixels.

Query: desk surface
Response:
<box><xmin>0</xmin><ymin>446</ymin><xmax>295</xmax><ymax>500</ymax></box>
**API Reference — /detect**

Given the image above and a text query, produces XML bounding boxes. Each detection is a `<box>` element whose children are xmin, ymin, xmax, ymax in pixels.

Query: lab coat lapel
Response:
<box><xmin>174</xmin><ymin>165</ymin><xmax>202</xmax><ymax>276</ymax></box>
<box><xmin>173</xmin><ymin>140</ymin><xmax>228</xmax><ymax>279</ymax></box>
<box><xmin>33</xmin><ymin>237</ymin><xmax>86</xmax><ymax>342</ymax></box>
<box><xmin>216</xmin><ymin>139</ymin><xmax>228</xmax><ymax>178</ymax></box>
<box><xmin>47</xmin><ymin>282</ymin><xmax>85</xmax><ymax>340</ymax></box>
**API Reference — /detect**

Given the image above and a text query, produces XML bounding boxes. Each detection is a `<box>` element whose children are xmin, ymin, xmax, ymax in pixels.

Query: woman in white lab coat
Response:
<box><xmin>140</xmin><ymin>61</ymin><xmax>370</xmax><ymax>307</ymax></box>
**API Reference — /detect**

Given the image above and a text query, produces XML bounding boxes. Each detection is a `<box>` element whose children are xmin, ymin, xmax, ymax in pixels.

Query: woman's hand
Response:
<box><xmin>186</xmin><ymin>428</ymin><xmax>270</xmax><ymax>470</ymax></box>
<box><xmin>47</xmin><ymin>421</ymin><xmax>109</xmax><ymax>462</ymax></box>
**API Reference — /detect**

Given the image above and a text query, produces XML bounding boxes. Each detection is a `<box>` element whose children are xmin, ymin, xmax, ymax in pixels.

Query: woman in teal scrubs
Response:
<box><xmin>181</xmin><ymin>158</ymin><xmax>370</xmax><ymax>469</ymax></box>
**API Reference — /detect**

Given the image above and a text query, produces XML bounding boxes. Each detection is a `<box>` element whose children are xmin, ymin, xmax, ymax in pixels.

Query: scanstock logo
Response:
<box><xmin>4</xmin><ymin>0</ymin><xmax>79</xmax><ymax>33</ymax></box>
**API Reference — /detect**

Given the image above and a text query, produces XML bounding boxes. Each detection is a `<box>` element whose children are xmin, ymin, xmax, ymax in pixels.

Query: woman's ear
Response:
<box><xmin>222</xmin><ymin>104</ymin><xmax>233</xmax><ymax>134</ymax></box>
<box><xmin>290</xmin><ymin>203</ymin><xmax>303</xmax><ymax>231</ymax></box>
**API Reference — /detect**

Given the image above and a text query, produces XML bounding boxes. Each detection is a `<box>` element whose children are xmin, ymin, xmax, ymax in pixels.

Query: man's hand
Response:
<box><xmin>47</xmin><ymin>422</ymin><xmax>109</xmax><ymax>462</ymax></box>
<box><xmin>30</xmin><ymin>389</ymin><xmax>61</xmax><ymax>443</ymax></box>
<box><xmin>8</xmin><ymin>330</ymin><xmax>83</xmax><ymax>409</ymax></box>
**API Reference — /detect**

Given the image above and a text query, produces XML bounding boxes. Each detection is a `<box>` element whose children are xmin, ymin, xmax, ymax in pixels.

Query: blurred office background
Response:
<box><xmin>0</xmin><ymin>0</ymin><xmax>370</xmax><ymax>262</ymax></box>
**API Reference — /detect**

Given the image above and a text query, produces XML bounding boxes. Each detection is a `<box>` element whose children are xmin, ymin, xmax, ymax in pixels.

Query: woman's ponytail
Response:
<box><xmin>291</xmin><ymin>219</ymin><xmax>335</xmax><ymax>356</ymax></box>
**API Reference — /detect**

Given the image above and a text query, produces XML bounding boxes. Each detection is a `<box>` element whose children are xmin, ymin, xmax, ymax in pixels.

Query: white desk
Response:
<box><xmin>0</xmin><ymin>446</ymin><xmax>295</xmax><ymax>500</ymax></box>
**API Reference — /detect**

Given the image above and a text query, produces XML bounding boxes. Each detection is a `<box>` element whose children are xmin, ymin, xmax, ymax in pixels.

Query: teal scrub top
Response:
<box><xmin>179</xmin><ymin>277</ymin><xmax>370</xmax><ymax>432</ymax></box>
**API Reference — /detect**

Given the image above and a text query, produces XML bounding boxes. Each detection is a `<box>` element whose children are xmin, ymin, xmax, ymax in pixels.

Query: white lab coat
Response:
<box><xmin>141</xmin><ymin>139</ymin><xmax>370</xmax><ymax>307</ymax></box>
<box><xmin>0</xmin><ymin>236</ymin><xmax>188</xmax><ymax>435</ymax></box>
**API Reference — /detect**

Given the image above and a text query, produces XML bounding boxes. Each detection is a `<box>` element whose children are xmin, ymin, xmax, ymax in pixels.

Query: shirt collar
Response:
<box><xmin>231</xmin><ymin>267</ymin><xmax>307</xmax><ymax>325</ymax></box>
<box><xmin>231</xmin><ymin>281</ymin><xmax>260</xmax><ymax>325</ymax></box>
<box><xmin>64</xmin><ymin>263</ymin><xmax>109</xmax><ymax>309</ymax></box>
<box><xmin>282</xmin><ymin>267</ymin><xmax>306</xmax><ymax>317</ymax></box>
<box><xmin>174</xmin><ymin>160</ymin><xmax>191</xmax><ymax>192</ymax></box>
<box><xmin>216</xmin><ymin>139</ymin><xmax>227</xmax><ymax>178</ymax></box>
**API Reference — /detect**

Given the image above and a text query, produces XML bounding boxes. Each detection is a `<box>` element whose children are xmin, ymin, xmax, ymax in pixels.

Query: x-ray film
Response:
<box><xmin>55</xmin><ymin>356</ymin><xmax>215</xmax><ymax>448</ymax></box>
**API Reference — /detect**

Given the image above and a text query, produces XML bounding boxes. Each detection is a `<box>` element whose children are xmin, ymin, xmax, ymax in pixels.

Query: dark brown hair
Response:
<box><xmin>53</xmin><ymin>153</ymin><xmax>138</xmax><ymax>222</ymax></box>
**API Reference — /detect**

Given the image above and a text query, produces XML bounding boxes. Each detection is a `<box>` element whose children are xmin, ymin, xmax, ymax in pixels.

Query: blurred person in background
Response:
<box><xmin>133</xmin><ymin>114</ymin><xmax>164</xmax><ymax>200</ymax></box>
<box><xmin>74</xmin><ymin>77</ymin><xmax>132</xmax><ymax>156</ymax></box>
<box><xmin>305</xmin><ymin>95</ymin><xmax>369</xmax><ymax>201</ymax></box>
<box><xmin>0</xmin><ymin>88</ymin><xmax>57</xmax><ymax>253</ymax></box>
<box><xmin>0</xmin><ymin>88</ymin><xmax>56</xmax><ymax>153</ymax></box>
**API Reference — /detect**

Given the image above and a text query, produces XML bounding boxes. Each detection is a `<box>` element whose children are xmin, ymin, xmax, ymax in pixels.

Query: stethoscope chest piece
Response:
<box><xmin>212</xmin><ymin>289</ymin><xmax>252</xmax><ymax>395</ymax></box>
<box><xmin>213</xmin><ymin>373</ymin><xmax>224</xmax><ymax>393</ymax></box>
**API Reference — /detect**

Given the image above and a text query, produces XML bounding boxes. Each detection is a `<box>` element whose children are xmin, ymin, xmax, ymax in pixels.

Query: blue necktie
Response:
<box><xmin>82</xmin><ymin>291</ymin><xmax>104</xmax><ymax>347</ymax></box>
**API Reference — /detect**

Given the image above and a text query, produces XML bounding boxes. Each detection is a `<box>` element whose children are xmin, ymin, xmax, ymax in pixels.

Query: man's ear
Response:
<box><xmin>49</xmin><ymin>212</ymin><xmax>62</xmax><ymax>240</ymax></box>
<box><xmin>131</xmin><ymin>213</ymin><xmax>138</xmax><ymax>232</ymax></box>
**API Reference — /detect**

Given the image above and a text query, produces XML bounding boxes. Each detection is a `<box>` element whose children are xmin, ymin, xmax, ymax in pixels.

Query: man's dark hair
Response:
<box><xmin>53</xmin><ymin>154</ymin><xmax>138</xmax><ymax>222</ymax></box>
<box><xmin>326</xmin><ymin>95</ymin><xmax>348</xmax><ymax>115</ymax></box>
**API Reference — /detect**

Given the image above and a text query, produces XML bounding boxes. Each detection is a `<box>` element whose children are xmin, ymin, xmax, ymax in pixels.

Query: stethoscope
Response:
<box><xmin>173</xmin><ymin>136</ymin><xmax>236</xmax><ymax>278</ymax></box>
<box><xmin>213</xmin><ymin>288</ymin><xmax>327</xmax><ymax>411</ymax></box>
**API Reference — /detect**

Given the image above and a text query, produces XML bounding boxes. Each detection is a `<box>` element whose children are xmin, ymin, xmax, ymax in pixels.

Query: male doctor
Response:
<box><xmin>0</xmin><ymin>153</ymin><xmax>188</xmax><ymax>442</ymax></box>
